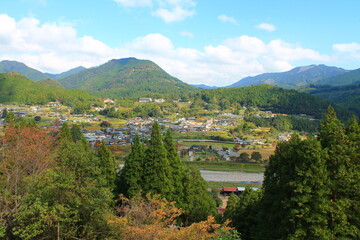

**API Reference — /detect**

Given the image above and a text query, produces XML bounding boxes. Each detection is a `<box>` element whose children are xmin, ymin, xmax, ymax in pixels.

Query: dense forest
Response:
<box><xmin>187</xmin><ymin>85</ymin><xmax>353</xmax><ymax>119</ymax></box>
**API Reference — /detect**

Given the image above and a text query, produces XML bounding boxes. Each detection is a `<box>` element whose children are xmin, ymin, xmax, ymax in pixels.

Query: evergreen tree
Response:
<box><xmin>183</xmin><ymin>168</ymin><xmax>217</xmax><ymax>223</ymax></box>
<box><xmin>1</xmin><ymin>108</ymin><xmax>8</xmax><ymax>118</ymax></box>
<box><xmin>117</xmin><ymin>134</ymin><xmax>145</xmax><ymax>197</ymax></box>
<box><xmin>163</xmin><ymin>129</ymin><xmax>186</xmax><ymax>208</ymax></box>
<box><xmin>97</xmin><ymin>143</ymin><xmax>117</xmax><ymax>191</ymax></box>
<box><xmin>259</xmin><ymin>135</ymin><xmax>331</xmax><ymax>239</ymax></box>
<box><xmin>142</xmin><ymin>121</ymin><xmax>172</xmax><ymax>198</ymax></box>
<box><xmin>318</xmin><ymin>108</ymin><xmax>360</xmax><ymax>238</ymax></box>
<box><xmin>70</xmin><ymin>124</ymin><xmax>83</xmax><ymax>142</ymax></box>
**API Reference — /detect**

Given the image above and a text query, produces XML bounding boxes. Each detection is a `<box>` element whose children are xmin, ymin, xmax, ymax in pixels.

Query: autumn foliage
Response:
<box><xmin>108</xmin><ymin>193</ymin><xmax>233</xmax><ymax>240</ymax></box>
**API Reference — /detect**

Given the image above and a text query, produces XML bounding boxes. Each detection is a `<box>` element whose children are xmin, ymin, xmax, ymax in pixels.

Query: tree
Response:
<box><xmin>142</xmin><ymin>121</ymin><xmax>172</xmax><ymax>198</ymax></box>
<box><xmin>117</xmin><ymin>134</ymin><xmax>145</xmax><ymax>197</ymax></box>
<box><xmin>318</xmin><ymin>107</ymin><xmax>360</xmax><ymax>238</ymax></box>
<box><xmin>100</xmin><ymin>121</ymin><xmax>111</xmax><ymax>127</ymax></box>
<box><xmin>0</xmin><ymin>124</ymin><xmax>56</xmax><ymax>238</ymax></box>
<box><xmin>1</xmin><ymin>108</ymin><xmax>8</xmax><ymax>118</ymax></box>
<box><xmin>163</xmin><ymin>129</ymin><xmax>186</xmax><ymax>209</ymax></box>
<box><xmin>259</xmin><ymin>135</ymin><xmax>331</xmax><ymax>239</ymax></box>
<box><xmin>251</xmin><ymin>151</ymin><xmax>262</xmax><ymax>162</ymax></box>
<box><xmin>97</xmin><ymin>143</ymin><xmax>117</xmax><ymax>191</ymax></box>
<box><xmin>237</xmin><ymin>152</ymin><xmax>250</xmax><ymax>162</ymax></box>
<box><xmin>33</xmin><ymin>116</ymin><xmax>41</xmax><ymax>122</ymax></box>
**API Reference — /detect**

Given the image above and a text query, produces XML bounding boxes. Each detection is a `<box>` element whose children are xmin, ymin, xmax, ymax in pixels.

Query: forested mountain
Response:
<box><xmin>38</xmin><ymin>79</ymin><xmax>64</xmax><ymax>88</ymax></box>
<box><xmin>226</xmin><ymin>65</ymin><xmax>348</xmax><ymax>89</ymax></box>
<box><xmin>58</xmin><ymin>57</ymin><xmax>199</xmax><ymax>98</ymax></box>
<box><xmin>0</xmin><ymin>60</ymin><xmax>49</xmax><ymax>81</ymax></box>
<box><xmin>317</xmin><ymin>67</ymin><xmax>360</xmax><ymax>86</ymax></box>
<box><xmin>191</xmin><ymin>84</ymin><xmax>352</xmax><ymax>119</ymax></box>
<box><xmin>309</xmin><ymin>83</ymin><xmax>360</xmax><ymax>116</ymax></box>
<box><xmin>0</xmin><ymin>72</ymin><xmax>99</xmax><ymax>106</ymax></box>
<box><xmin>45</xmin><ymin>66</ymin><xmax>86</xmax><ymax>79</ymax></box>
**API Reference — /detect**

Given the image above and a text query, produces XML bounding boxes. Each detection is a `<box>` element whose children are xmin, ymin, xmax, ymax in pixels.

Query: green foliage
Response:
<box><xmin>251</xmin><ymin>152</ymin><xmax>262</xmax><ymax>162</ymax></box>
<box><xmin>0</xmin><ymin>60</ymin><xmax>50</xmax><ymax>81</ymax></box>
<box><xmin>237</xmin><ymin>152</ymin><xmax>250</xmax><ymax>162</ymax></box>
<box><xmin>190</xmin><ymin>85</ymin><xmax>352</xmax><ymax>119</ymax></box>
<box><xmin>38</xmin><ymin>78</ymin><xmax>64</xmax><ymax>88</ymax></box>
<box><xmin>33</xmin><ymin>115</ymin><xmax>41</xmax><ymax>122</ymax></box>
<box><xmin>118</xmin><ymin>122</ymin><xmax>217</xmax><ymax>223</ymax></box>
<box><xmin>1</xmin><ymin>108</ymin><xmax>8</xmax><ymax>118</ymax></box>
<box><xmin>0</xmin><ymin>72</ymin><xmax>100</xmax><ymax>106</ymax></box>
<box><xmin>310</xmin><ymin>83</ymin><xmax>360</xmax><ymax>117</ymax></box>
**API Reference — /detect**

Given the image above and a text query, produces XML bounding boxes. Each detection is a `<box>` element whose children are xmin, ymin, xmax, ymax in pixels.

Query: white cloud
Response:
<box><xmin>333</xmin><ymin>42</ymin><xmax>360</xmax><ymax>53</ymax></box>
<box><xmin>152</xmin><ymin>6</ymin><xmax>195</xmax><ymax>23</ymax></box>
<box><xmin>218</xmin><ymin>14</ymin><xmax>238</xmax><ymax>25</ymax></box>
<box><xmin>113</xmin><ymin>0</ymin><xmax>152</xmax><ymax>7</ymax></box>
<box><xmin>1</xmin><ymin>14</ymin><xmax>349</xmax><ymax>87</ymax></box>
<box><xmin>256</xmin><ymin>23</ymin><xmax>276</xmax><ymax>32</ymax></box>
<box><xmin>113</xmin><ymin>0</ymin><xmax>196</xmax><ymax>23</ymax></box>
<box><xmin>180</xmin><ymin>31</ymin><xmax>194</xmax><ymax>38</ymax></box>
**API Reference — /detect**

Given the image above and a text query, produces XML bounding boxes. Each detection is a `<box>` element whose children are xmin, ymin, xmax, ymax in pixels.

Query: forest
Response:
<box><xmin>0</xmin><ymin>107</ymin><xmax>359</xmax><ymax>239</ymax></box>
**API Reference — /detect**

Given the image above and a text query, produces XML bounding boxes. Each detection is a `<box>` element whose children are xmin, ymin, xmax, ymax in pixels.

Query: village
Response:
<box><xmin>0</xmin><ymin>97</ymin><xmax>287</xmax><ymax>164</ymax></box>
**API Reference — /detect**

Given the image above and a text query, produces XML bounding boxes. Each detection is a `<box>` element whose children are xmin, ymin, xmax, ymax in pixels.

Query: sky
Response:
<box><xmin>0</xmin><ymin>0</ymin><xmax>360</xmax><ymax>86</ymax></box>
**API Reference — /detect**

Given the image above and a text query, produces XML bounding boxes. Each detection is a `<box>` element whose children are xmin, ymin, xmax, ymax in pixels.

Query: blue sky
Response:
<box><xmin>0</xmin><ymin>0</ymin><xmax>359</xmax><ymax>86</ymax></box>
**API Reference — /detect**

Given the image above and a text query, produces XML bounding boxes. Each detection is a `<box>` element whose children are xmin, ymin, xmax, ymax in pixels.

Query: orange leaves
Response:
<box><xmin>108</xmin><ymin>193</ymin><xmax>233</xmax><ymax>240</ymax></box>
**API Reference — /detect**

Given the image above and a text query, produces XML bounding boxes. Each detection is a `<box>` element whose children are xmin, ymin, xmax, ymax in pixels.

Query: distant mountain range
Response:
<box><xmin>45</xmin><ymin>66</ymin><xmax>86</xmax><ymax>80</ymax></box>
<box><xmin>0</xmin><ymin>72</ymin><xmax>98</xmax><ymax>105</ymax></box>
<box><xmin>191</xmin><ymin>84</ymin><xmax>219</xmax><ymax>90</ymax></box>
<box><xmin>58</xmin><ymin>57</ymin><xmax>198</xmax><ymax>98</ymax></box>
<box><xmin>226</xmin><ymin>65</ymin><xmax>349</xmax><ymax>88</ymax></box>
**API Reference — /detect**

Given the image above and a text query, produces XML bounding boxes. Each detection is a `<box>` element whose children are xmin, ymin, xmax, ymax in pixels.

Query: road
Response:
<box><xmin>200</xmin><ymin>170</ymin><xmax>264</xmax><ymax>183</ymax></box>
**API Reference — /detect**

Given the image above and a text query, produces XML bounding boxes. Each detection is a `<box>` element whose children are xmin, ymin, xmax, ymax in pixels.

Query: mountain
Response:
<box><xmin>308</xmin><ymin>83</ymin><xmax>360</xmax><ymax>116</ymax></box>
<box><xmin>38</xmin><ymin>79</ymin><xmax>64</xmax><ymax>88</ymax></box>
<box><xmin>45</xmin><ymin>66</ymin><xmax>86</xmax><ymax>79</ymax></box>
<box><xmin>58</xmin><ymin>57</ymin><xmax>199</xmax><ymax>98</ymax></box>
<box><xmin>191</xmin><ymin>84</ymin><xmax>219</xmax><ymax>90</ymax></box>
<box><xmin>226</xmin><ymin>65</ymin><xmax>348</xmax><ymax>88</ymax></box>
<box><xmin>0</xmin><ymin>60</ymin><xmax>49</xmax><ymax>81</ymax></box>
<box><xmin>317</xmin><ymin>67</ymin><xmax>360</xmax><ymax>86</ymax></box>
<box><xmin>0</xmin><ymin>72</ymin><xmax>99</xmax><ymax>106</ymax></box>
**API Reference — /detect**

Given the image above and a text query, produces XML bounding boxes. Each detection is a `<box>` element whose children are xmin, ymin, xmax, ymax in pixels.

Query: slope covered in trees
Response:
<box><xmin>0</xmin><ymin>72</ymin><xmax>99</xmax><ymax>106</ymax></box>
<box><xmin>225</xmin><ymin>107</ymin><xmax>360</xmax><ymax>239</ymax></box>
<box><xmin>308</xmin><ymin>83</ymin><xmax>360</xmax><ymax>116</ymax></box>
<box><xmin>58</xmin><ymin>57</ymin><xmax>199</xmax><ymax>98</ymax></box>
<box><xmin>190</xmin><ymin>84</ymin><xmax>352</xmax><ymax>119</ymax></box>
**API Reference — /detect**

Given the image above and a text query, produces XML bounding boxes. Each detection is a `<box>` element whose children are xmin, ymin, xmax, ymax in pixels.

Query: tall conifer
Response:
<box><xmin>142</xmin><ymin>121</ymin><xmax>172</xmax><ymax>198</ymax></box>
<box><xmin>118</xmin><ymin>134</ymin><xmax>145</xmax><ymax>197</ymax></box>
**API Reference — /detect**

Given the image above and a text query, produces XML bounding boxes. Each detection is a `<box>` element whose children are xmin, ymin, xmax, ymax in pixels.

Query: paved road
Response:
<box><xmin>200</xmin><ymin>170</ymin><xmax>264</xmax><ymax>183</ymax></box>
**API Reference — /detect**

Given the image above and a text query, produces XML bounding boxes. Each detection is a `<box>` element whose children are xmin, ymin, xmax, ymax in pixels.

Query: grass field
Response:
<box><xmin>184</xmin><ymin>161</ymin><xmax>266</xmax><ymax>173</ymax></box>
<box><xmin>180</xmin><ymin>141</ymin><xmax>235</xmax><ymax>149</ymax></box>
<box><xmin>239</xmin><ymin>148</ymin><xmax>275</xmax><ymax>160</ymax></box>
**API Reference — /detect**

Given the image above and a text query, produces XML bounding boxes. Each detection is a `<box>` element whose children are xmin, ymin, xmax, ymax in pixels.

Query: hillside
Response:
<box><xmin>192</xmin><ymin>84</ymin><xmax>352</xmax><ymax>119</ymax></box>
<box><xmin>309</xmin><ymin>83</ymin><xmax>360</xmax><ymax>116</ymax></box>
<box><xmin>0</xmin><ymin>60</ymin><xmax>49</xmax><ymax>81</ymax></box>
<box><xmin>0</xmin><ymin>72</ymin><xmax>99</xmax><ymax>106</ymax></box>
<box><xmin>45</xmin><ymin>66</ymin><xmax>86</xmax><ymax>79</ymax></box>
<box><xmin>58</xmin><ymin>57</ymin><xmax>199</xmax><ymax>98</ymax></box>
<box><xmin>38</xmin><ymin>79</ymin><xmax>64</xmax><ymax>88</ymax></box>
<box><xmin>317</xmin><ymin>67</ymin><xmax>360</xmax><ymax>86</ymax></box>
<box><xmin>226</xmin><ymin>65</ymin><xmax>348</xmax><ymax>89</ymax></box>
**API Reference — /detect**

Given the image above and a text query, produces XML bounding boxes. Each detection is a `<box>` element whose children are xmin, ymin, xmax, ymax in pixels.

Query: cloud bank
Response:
<box><xmin>0</xmin><ymin>14</ymin><xmax>356</xmax><ymax>86</ymax></box>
